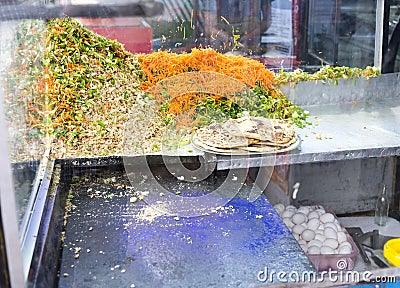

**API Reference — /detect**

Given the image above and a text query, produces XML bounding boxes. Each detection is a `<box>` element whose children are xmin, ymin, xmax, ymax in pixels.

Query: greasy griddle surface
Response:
<box><xmin>58</xmin><ymin>166</ymin><xmax>314</xmax><ymax>287</ymax></box>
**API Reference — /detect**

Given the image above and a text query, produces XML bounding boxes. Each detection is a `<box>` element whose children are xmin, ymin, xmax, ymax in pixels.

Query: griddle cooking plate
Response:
<box><xmin>58</xmin><ymin>167</ymin><xmax>314</xmax><ymax>287</ymax></box>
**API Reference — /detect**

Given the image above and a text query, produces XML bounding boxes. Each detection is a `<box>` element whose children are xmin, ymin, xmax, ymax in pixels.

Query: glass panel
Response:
<box><xmin>1</xmin><ymin>1</ymin><xmax>398</xmax><ymax>287</ymax></box>
<box><xmin>387</xmin><ymin>0</ymin><xmax>400</xmax><ymax>72</ymax></box>
<box><xmin>0</xmin><ymin>18</ymin><xmax>45</xmax><ymax>231</ymax></box>
<box><xmin>308</xmin><ymin>0</ymin><xmax>377</xmax><ymax>68</ymax></box>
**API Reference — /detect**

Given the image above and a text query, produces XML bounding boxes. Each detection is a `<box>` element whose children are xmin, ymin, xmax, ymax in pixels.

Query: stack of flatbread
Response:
<box><xmin>192</xmin><ymin>116</ymin><xmax>299</xmax><ymax>154</ymax></box>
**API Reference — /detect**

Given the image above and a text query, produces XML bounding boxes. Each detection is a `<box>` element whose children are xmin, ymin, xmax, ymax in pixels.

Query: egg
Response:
<box><xmin>314</xmin><ymin>233</ymin><xmax>325</xmax><ymax>243</ymax></box>
<box><xmin>323</xmin><ymin>238</ymin><xmax>339</xmax><ymax>250</ymax></box>
<box><xmin>274</xmin><ymin>203</ymin><xmax>285</xmax><ymax>215</ymax></box>
<box><xmin>337</xmin><ymin>231</ymin><xmax>347</xmax><ymax>243</ymax></box>
<box><xmin>320</xmin><ymin>246</ymin><xmax>335</xmax><ymax>254</ymax></box>
<box><xmin>323</xmin><ymin>222</ymin><xmax>338</xmax><ymax>231</ymax></box>
<box><xmin>286</xmin><ymin>205</ymin><xmax>297</xmax><ymax>211</ymax></box>
<box><xmin>292</xmin><ymin>224</ymin><xmax>306</xmax><ymax>235</ymax></box>
<box><xmin>315</xmin><ymin>208</ymin><xmax>326</xmax><ymax>215</ymax></box>
<box><xmin>308</xmin><ymin>245</ymin><xmax>320</xmax><ymax>254</ymax></box>
<box><xmin>339</xmin><ymin>241</ymin><xmax>352</xmax><ymax>250</ymax></box>
<box><xmin>324</xmin><ymin>227</ymin><xmax>337</xmax><ymax>239</ymax></box>
<box><xmin>307</xmin><ymin>211</ymin><xmax>320</xmax><ymax>220</ymax></box>
<box><xmin>292</xmin><ymin>213</ymin><xmax>307</xmax><ymax>225</ymax></box>
<box><xmin>301</xmin><ymin>229</ymin><xmax>316</xmax><ymax>242</ymax></box>
<box><xmin>307</xmin><ymin>218</ymin><xmax>320</xmax><ymax>230</ymax></box>
<box><xmin>282</xmin><ymin>217</ymin><xmax>294</xmax><ymax>228</ymax></box>
<box><xmin>282</xmin><ymin>209</ymin><xmax>295</xmax><ymax>219</ymax></box>
<box><xmin>320</xmin><ymin>212</ymin><xmax>335</xmax><ymax>224</ymax></box>
<box><xmin>338</xmin><ymin>245</ymin><xmax>352</xmax><ymax>254</ymax></box>
<box><xmin>297</xmin><ymin>206</ymin><xmax>311</xmax><ymax>215</ymax></box>
<box><xmin>298</xmin><ymin>239</ymin><xmax>307</xmax><ymax>246</ymax></box>
<box><xmin>308</xmin><ymin>239</ymin><xmax>323</xmax><ymax>248</ymax></box>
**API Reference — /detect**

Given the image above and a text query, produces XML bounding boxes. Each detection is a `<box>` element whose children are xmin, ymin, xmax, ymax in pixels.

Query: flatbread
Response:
<box><xmin>224</xmin><ymin>116</ymin><xmax>296</xmax><ymax>143</ymax></box>
<box><xmin>193</xmin><ymin>123</ymin><xmax>257</xmax><ymax>148</ymax></box>
<box><xmin>223</xmin><ymin>116</ymin><xmax>274</xmax><ymax>141</ymax></box>
<box><xmin>192</xmin><ymin>135</ymin><xmax>249</xmax><ymax>154</ymax></box>
<box><xmin>257</xmin><ymin>134</ymin><xmax>298</xmax><ymax>147</ymax></box>
<box><xmin>241</xmin><ymin>145</ymin><xmax>278</xmax><ymax>153</ymax></box>
<box><xmin>191</xmin><ymin>116</ymin><xmax>299</xmax><ymax>155</ymax></box>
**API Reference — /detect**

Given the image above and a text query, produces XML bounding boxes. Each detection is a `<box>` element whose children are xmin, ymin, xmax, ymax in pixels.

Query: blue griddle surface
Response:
<box><xmin>58</xmin><ymin>169</ymin><xmax>314</xmax><ymax>288</ymax></box>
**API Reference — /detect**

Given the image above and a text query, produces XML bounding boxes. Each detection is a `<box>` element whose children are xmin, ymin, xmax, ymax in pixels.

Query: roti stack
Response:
<box><xmin>192</xmin><ymin>116</ymin><xmax>298</xmax><ymax>154</ymax></box>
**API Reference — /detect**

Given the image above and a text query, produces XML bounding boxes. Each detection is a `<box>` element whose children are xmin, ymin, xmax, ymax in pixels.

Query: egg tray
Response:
<box><xmin>305</xmin><ymin>206</ymin><xmax>360</xmax><ymax>272</ymax></box>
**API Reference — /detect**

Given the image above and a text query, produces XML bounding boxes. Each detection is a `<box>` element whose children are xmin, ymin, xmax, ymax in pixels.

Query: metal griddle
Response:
<box><xmin>49</xmin><ymin>157</ymin><xmax>315</xmax><ymax>288</ymax></box>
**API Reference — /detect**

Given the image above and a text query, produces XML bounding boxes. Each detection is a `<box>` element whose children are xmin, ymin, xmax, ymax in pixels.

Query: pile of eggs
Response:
<box><xmin>274</xmin><ymin>204</ymin><xmax>353</xmax><ymax>255</ymax></box>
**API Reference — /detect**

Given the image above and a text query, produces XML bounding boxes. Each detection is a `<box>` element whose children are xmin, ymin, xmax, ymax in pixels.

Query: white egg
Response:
<box><xmin>338</xmin><ymin>245</ymin><xmax>352</xmax><ymax>254</ymax></box>
<box><xmin>307</xmin><ymin>218</ymin><xmax>320</xmax><ymax>230</ymax></box>
<box><xmin>323</xmin><ymin>222</ymin><xmax>338</xmax><ymax>231</ymax></box>
<box><xmin>307</xmin><ymin>211</ymin><xmax>320</xmax><ymax>220</ymax></box>
<box><xmin>273</xmin><ymin>203</ymin><xmax>285</xmax><ymax>215</ymax></box>
<box><xmin>301</xmin><ymin>229</ymin><xmax>316</xmax><ymax>242</ymax></box>
<box><xmin>337</xmin><ymin>231</ymin><xmax>347</xmax><ymax>244</ymax></box>
<box><xmin>292</xmin><ymin>213</ymin><xmax>307</xmax><ymax>225</ymax></box>
<box><xmin>286</xmin><ymin>205</ymin><xmax>297</xmax><ymax>211</ymax></box>
<box><xmin>297</xmin><ymin>206</ymin><xmax>311</xmax><ymax>215</ymax></box>
<box><xmin>282</xmin><ymin>217</ymin><xmax>295</xmax><ymax>228</ymax></box>
<box><xmin>314</xmin><ymin>233</ymin><xmax>325</xmax><ymax>243</ymax></box>
<box><xmin>318</xmin><ymin>224</ymin><xmax>324</xmax><ymax>230</ymax></box>
<box><xmin>320</xmin><ymin>213</ymin><xmax>335</xmax><ymax>224</ymax></box>
<box><xmin>339</xmin><ymin>241</ymin><xmax>352</xmax><ymax>250</ymax></box>
<box><xmin>298</xmin><ymin>239</ymin><xmax>307</xmax><ymax>246</ymax></box>
<box><xmin>308</xmin><ymin>239</ymin><xmax>323</xmax><ymax>248</ymax></box>
<box><xmin>324</xmin><ymin>227</ymin><xmax>337</xmax><ymax>239</ymax></box>
<box><xmin>323</xmin><ymin>238</ymin><xmax>339</xmax><ymax>250</ymax></box>
<box><xmin>282</xmin><ymin>209</ymin><xmax>295</xmax><ymax>219</ymax></box>
<box><xmin>320</xmin><ymin>246</ymin><xmax>335</xmax><ymax>254</ymax></box>
<box><xmin>315</xmin><ymin>208</ymin><xmax>326</xmax><ymax>215</ymax></box>
<box><xmin>292</xmin><ymin>224</ymin><xmax>306</xmax><ymax>235</ymax></box>
<box><xmin>307</xmin><ymin>245</ymin><xmax>320</xmax><ymax>254</ymax></box>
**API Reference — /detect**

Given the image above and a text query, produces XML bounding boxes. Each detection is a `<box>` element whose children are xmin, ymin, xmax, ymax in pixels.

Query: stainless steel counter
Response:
<box><xmin>193</xmin><ymin>73</ymin><xmax>400</xmax><ymax>170</ymax></box>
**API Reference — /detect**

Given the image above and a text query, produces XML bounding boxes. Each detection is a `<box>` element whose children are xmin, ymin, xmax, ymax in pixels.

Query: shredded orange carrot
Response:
<box><xmin>137</xmin><ymin>48</ymin><xmax>276</xmax><ymax>115</ymax></box>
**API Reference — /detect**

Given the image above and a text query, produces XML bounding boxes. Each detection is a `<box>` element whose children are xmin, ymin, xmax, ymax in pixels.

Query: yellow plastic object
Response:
<box><xmin>384</xmin><ymin>238</ymin><xmax>400</xmax><ymax>267</ymax></box>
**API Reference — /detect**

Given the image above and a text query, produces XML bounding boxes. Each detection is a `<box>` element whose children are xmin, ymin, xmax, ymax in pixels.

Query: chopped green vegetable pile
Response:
<box><xmin>3</xmin><ymin>18</ymin><xmax>381</xmax><ymax>161</ymax></box>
